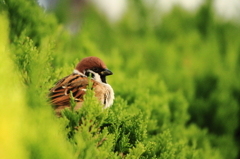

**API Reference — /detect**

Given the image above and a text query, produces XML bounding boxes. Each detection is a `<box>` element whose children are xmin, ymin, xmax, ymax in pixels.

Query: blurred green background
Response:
<box><xmin>0</xmin><ymin>0</ymin><xmax>239</xmax><ymax>158</ymax></box>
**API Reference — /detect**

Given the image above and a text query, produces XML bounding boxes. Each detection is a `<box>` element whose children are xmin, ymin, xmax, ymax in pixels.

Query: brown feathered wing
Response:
<box><xmin>49</xmin><ymin>74</ymin><xmax>104</xmax><ymax>115</ymax></box>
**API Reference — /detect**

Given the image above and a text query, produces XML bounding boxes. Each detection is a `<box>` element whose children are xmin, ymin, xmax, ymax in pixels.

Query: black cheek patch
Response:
<box><xmin>85</xmin><ymin>72</ymin><xmax>95</xmax><ymax>78</ymax></box>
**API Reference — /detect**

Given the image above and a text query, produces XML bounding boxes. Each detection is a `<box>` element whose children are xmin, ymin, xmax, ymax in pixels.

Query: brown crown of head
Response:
<box><xmin>75</xmin><ymin>56</ymin><xmax>107</xmax><ymax>73</ymax></box>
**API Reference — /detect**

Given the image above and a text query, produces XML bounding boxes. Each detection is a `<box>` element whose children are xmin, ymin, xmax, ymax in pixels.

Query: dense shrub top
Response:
<box><xmin>0</xmin><ymin>0</ymin><xmax>239</xmax><ymax>158</ymax></box>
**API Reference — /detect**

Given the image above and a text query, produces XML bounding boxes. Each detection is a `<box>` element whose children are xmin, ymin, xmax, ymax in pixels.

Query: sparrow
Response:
<box><xmin>49</xmin><ymin>56</ymin><xmax>114</xmax><ymax>116</ymax></box>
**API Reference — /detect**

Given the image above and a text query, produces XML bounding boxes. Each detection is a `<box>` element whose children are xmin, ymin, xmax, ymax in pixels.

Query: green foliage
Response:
<box><xmin>3</xmin><ymin>0</ymin><xmax>58</xmax><ymax>45</ymax></box>
<box><xmin>0</xmin><ymin>0</ymin><xmax>239</xmax><ymax>158</ymax></box>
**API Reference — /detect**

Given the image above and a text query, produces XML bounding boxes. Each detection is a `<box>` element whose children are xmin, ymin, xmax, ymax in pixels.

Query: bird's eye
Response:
<box><xmin>92</xmin><ymin>67</ymin><xmax>99</xmax><ymax>72</ymax></box>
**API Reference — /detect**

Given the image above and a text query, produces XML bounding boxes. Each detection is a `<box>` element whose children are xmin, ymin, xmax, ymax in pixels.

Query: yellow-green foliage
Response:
<box><xmin>0</xmin><ymin>13</ymin><xmax>27</xmax><ymax>159</ymax></box>
<box><xmin>0</xmin><ymin>0</ymin><xmax>239</xmax><ymax>158</ymax></box>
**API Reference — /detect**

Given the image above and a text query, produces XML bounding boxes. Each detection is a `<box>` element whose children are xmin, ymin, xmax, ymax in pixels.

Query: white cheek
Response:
<box><xmin>86</xmin><ymin>70</ymin><xmax>102</xmax><ymax>83</ymax></box>
<box><xmin>94</xmin><ymin>74</ymin><xmax>102</xmax><ymax>83</ymax></box>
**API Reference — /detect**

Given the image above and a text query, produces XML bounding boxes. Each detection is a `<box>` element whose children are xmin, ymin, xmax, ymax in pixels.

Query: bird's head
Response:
<box><xmin>74</xmin><ymin>56</ymin><xmax>113</xmax><ymax>83</ymax></box>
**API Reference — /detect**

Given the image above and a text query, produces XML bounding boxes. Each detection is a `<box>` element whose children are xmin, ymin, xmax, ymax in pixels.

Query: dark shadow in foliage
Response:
<box><xmin>195</xmin><ymin>0</ymin><xmax>214</xmax><ymax>38</ymax></box>
<box><xmin>195</xmin><ymin>75</ymin><xmax>217</xmax><ymax>99</ymax></box>
<box><xmin>188</xmin><ymin>75</ymin><xmax>218</xmax><ymax>132</ymax></box>
<box><xmin>215</xmin><ymin>25</ymin><xmax>227</xmax><ymax>56</ymax></box>
<box><xmin>232</xmin><ymin>88</ymin><xmax>240</xmax><ymax>158</ymax></box>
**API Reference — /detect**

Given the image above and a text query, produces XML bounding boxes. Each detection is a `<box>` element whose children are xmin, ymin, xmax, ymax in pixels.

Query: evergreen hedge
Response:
<box><xmin>0</xmin><ymin>0</ymin><xmax>239</xmax><ymax>158</ymax></box>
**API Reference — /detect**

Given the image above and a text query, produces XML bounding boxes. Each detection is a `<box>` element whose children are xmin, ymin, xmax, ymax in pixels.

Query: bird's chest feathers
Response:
<box><xmin>94</xmin><ymin>83</ymin><xmax>114</xmax><ymax>108</ymax></box>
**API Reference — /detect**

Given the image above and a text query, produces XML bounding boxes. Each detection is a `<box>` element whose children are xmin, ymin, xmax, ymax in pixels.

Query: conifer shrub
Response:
<box><xmin>3</xmin><ymin>0</ymin><xmax>58</xmax><ymax>45</ymax></box>
<box><xmin>0</xmin><ymin>0</ymin><xmax>239</xmax><ymax>158</ymax></box>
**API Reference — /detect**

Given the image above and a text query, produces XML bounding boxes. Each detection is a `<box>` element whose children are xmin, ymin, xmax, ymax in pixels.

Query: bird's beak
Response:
<box><xmin>101</xmin><ymin>69</ymin><xmax>113</xmax><ymax>76</ymax></box>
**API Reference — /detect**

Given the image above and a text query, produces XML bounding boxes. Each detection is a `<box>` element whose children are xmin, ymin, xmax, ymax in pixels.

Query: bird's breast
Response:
<box><xmin>94</xmin><ymin>83</ymin><xmax>114</xmax><ymax>108</ymax></box>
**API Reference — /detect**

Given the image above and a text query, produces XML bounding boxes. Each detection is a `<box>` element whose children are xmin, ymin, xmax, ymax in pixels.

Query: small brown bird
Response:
<box><xmin>49</xmin><ymin>56</ymin><xmax>114</xmax><ymax>116</ymax></box>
